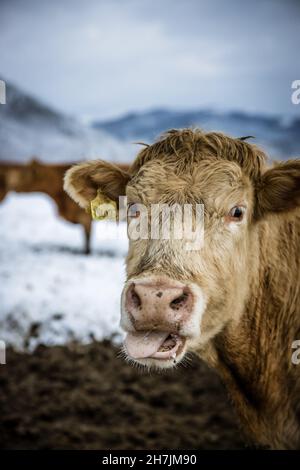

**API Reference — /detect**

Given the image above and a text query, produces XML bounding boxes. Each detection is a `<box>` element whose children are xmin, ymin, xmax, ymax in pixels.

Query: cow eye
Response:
<box><xmin>127</xmin><ymin>203</ymin><xmax>140</xmax><ymax>219</ymax></box>
<box><xmin>228</xmin><ymin>205</ymin><xmax>246</xmax><ymax>222</ymax></box>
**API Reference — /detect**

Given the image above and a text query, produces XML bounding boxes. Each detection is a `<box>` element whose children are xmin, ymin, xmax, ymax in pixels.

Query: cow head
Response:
<box><xmin>64</xmin><ymin>129</ymin><xmax>300</xmax><ymax>369</ymax></box>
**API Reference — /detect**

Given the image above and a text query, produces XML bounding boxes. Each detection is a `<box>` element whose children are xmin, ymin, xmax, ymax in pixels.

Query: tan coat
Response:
<box><xmin>64</xmin><ymin>129</ymin><xmax>300</xmax><ymax>448</ymax></box>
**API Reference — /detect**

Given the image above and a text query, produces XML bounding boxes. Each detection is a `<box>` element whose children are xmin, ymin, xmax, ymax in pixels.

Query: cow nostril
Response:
<box><xmin>129</xmin><ymin>287</ymin><xmax>141</xmax><ymax>309</ymax></box>
<box><xmin>170</xmin><ymin>293</ymin><xmax>188</xmax><ymax>310</ymax></box>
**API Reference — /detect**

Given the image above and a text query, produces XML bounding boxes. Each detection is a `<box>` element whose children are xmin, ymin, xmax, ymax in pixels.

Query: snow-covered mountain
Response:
<box><xmin>0</xmin><ymin>81</ymin><xmax>132</xmax><ymax>163</ymax></box>
<box><xmin>94</xmin><ymin>108</ymin><xmax>300</xmax><ymax>159</ymax></box>
<box><xmin>2</xmin><ymin>80</ymin><xmax>299</xmax><ymax>163</ymax></box>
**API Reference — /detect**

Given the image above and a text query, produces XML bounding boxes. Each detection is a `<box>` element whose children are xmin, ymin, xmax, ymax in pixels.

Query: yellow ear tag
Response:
<box><xmin>90</xmin><ymin>189</ymin><xmax>117</xmax><ymax>221</ymax></box>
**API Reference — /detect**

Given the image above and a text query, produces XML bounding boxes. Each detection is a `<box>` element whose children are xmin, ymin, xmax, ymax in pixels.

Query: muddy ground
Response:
<box><xmin>0</xmin><ymin>340</ymin><xmax>247</xmax><ymax>449</ymax></box>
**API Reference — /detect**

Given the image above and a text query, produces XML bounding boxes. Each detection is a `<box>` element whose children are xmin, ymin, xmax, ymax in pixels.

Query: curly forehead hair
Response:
<box><xmin>131</xmin><ymin>128</ymin><xmax>268</xmax><ymax>180</ymax></box>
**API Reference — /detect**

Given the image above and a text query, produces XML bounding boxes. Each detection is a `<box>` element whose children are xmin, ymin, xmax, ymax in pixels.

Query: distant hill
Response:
<box><xmin>94</xmin><ymin>108</ymin><xmax>300</xmax><ymax>159</ymax></box>
<box><xmin>0</xmin><ymin>81</ymin><xmax>131</xmax><ymax>163</ymax></box>
<box><xmin>2</xmin><ymin>80</ymin><xmax>299</xmax><ymax>163</ymax></box>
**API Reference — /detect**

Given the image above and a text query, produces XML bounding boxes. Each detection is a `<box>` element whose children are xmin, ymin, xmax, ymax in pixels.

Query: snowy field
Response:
<box><xmin>0</xmin><ymin>192</ymin><xmax>128</xmax><ymax>350</ymax></box>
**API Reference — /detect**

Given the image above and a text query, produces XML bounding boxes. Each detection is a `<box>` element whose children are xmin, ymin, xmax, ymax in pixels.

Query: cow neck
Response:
<box><xmin>210</xmin><ymin>213</ymin><xmax>300</xmax><ymax>448</ymax></box>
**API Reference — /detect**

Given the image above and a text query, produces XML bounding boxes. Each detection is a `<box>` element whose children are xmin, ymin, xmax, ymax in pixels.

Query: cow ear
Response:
<box><xmin>64</xmin><ymin>160</ymin><xmax>130</xmax><ymax>209</ymax></box>
<box><xmin>256</xmin><ymin>160</ymin><xmax>300</xmax><ymax>218</ymax></box>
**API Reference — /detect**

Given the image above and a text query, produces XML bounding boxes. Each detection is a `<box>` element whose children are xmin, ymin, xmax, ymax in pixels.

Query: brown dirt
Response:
<box><xmin>0</xmin><ymin>340</ymin><xmax>247</xmax><ymax>449</ymax></box>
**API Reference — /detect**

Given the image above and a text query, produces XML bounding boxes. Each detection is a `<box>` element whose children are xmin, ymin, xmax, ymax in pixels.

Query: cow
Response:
<box><xmin>64</xmin><ymin>128</ymin><xmax>300</xmax><ymax>449</ymax></box>
<box><xmin>0</xmin><ymin>159</ymin><xmax>130</xmax><ymax>254</ymax></box>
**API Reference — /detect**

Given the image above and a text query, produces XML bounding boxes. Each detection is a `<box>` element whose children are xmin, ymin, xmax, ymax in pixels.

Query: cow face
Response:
<box><xmin>120</xmin><ymin>157</ymin><xmax>254</xmax><ymax>368</ymax></box>
<box><xmin>64</xmin><ymin>129</ymin><xmax>300</xmax><ymax>370</ymax></box>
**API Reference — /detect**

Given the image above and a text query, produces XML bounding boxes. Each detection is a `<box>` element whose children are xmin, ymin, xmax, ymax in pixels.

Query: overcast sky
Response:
<box><xmin>0</xmin><ymin>0</ymin><xmax>299</xmax><ymax>120</ymax></box>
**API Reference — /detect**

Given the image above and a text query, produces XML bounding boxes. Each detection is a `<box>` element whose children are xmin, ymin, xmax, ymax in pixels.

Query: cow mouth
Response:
<box><xmin>124</xmin><ymin>331</ymin><xmax>186</xmax><ymax>361</ymax></box>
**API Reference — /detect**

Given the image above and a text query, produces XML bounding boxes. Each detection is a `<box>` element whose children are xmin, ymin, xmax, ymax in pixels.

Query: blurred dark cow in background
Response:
<box><xmin>0</xmin><ymin>160</ymin><xmax>130</xmax><ymax>254</ymax></box>
<box><xmin>65</xmin><ymin>128</ymin><xmax>300</xmax><ymax>449</ymax></box>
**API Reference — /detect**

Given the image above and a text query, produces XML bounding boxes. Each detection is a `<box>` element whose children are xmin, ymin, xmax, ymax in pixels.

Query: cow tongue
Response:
<box><xmin>125</xmin><ymin>331</ymin><xmax>170</xmax><ymax>359</ymax></box>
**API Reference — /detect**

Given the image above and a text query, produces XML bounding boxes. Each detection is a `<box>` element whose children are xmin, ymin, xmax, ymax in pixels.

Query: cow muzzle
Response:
<box><xmin>120</xmin><ymin>275</ymin><xmax>204</xmax><ymax>368</ymax></box>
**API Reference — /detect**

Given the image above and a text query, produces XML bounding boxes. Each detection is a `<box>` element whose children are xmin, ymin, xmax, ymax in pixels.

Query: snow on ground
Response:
<box><xmin>0</xmin><ymin>192</ymin><xmax>128</xmax><ymax>350</ymax></box>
